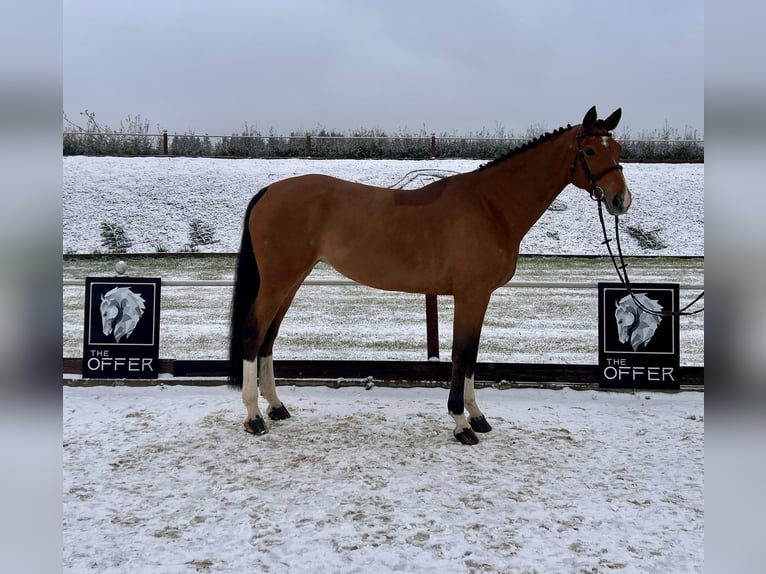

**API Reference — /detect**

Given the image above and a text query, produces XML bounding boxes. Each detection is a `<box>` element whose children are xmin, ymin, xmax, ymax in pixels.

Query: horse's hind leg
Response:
<box><xmin>242</xmin><ymin>356</ymin><xmax>267</xmax><ymax>434</ymax></box>
<box><xmin>242</xmin><ymin>280</ymin><xmax>306</xmax><ymax>434</ymax></box>
<box><xmin>257</xmin><ymin>286</ymin><xmax>303</xmax><ymax>422</ymax></box>
<box><xmin>257</xmin><ymin>356</ymin><xmax>290</xmax><ymax>420</ymax></box>
<box><xmin>241</xmin><ymin>287</ymin><xmax>290</xmax><ymax>434</ymax></box>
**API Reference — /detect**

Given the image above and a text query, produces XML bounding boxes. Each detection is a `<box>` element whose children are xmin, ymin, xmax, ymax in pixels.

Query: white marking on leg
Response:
<box><xmin>464</xmin><ymin>375</ymin><xmax>485</xmax><ymax>420</ymax></box>
<box><xmin>257</xmin><ymin>355</ymin><xmax>282</xmax><ymax>410</ymax></box>
<box><xmin>242</xmin><ymin>359</ymin><xmax>263</xmax><ymax>421</ymax></box>
<box><xmin>450</xmin><ymin>412</ymin><xmax>471</xmax><ymax>435</ymax></box>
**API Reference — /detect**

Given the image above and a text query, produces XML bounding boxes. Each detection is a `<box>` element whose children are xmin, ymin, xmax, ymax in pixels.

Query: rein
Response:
<box><xmin>595</xmin><ymin>200</ymin><xmax>705</xmax><ymax>317</ymax></box>
<box><xmin>574</xmin><ymin>129</ymin><xmax>704</xmax><ymax>317</ymax></box>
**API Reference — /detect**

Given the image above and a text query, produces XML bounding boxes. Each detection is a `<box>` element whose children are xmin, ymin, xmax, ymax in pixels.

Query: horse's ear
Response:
<box><xmin>582</xmin><ymin>106</ymin><xmax>598</xmax><ymax>131</ymax></box>
<box><xmin>603</xmin><ymin>108</ymin><xmax>622</xmax><ymax>131</ymax></box>
<box><xmin>101</xmin><ymin>294</ymin><xmax>104</xmax><ymax>302</ymax></box>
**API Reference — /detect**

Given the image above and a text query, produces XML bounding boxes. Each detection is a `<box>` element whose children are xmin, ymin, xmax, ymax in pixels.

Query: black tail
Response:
<box><xmin>229</xmin><ymin>187</ymin><xmax>268</xmax><ymax>389</ymax></box>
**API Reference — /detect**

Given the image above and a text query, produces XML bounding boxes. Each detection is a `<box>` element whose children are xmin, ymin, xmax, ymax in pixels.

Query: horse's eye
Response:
<box><xmin>585</xmin><ymin>147</ymin><xmax>596</xmax><ymax>156</ymax></box>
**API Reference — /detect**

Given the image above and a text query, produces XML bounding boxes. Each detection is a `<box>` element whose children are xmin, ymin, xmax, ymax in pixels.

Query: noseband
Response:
<box><xmin>574</xmin><ymin>132</ymin><xmax>624</xmax><ymax>200</ymax></box>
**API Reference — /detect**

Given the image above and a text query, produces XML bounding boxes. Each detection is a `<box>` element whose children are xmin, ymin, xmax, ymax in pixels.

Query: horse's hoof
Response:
<box><xmin>454</xmin><ymin>428</ymin><xmax>480</xmax><ymax>445</ymax></box>
<box><xmin>268</xmin><ymin>404</ymin><xmax>291</xmax><ymax>421</ymax></box>
<box><xmin>244</xmin><ymin>416</ymin><xmax>268</xmax><ymax>435</ymax></box>
<box><xmin>470</xmin><ymin>416</ymin><xmax>492</xmax><ymax>433</ymax></box>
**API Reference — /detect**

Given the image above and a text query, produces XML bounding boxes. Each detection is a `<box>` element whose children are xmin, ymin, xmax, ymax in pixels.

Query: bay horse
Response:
<box><xmin>230</xmin><ymin>106</ymin><xmax>631</xmax><ymax>444</ymax></box>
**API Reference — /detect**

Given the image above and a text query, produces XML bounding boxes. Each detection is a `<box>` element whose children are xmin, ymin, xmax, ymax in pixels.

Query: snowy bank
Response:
<box><xmin>63</xmin><ymin>158</ymin><xmax>703</xmax><ymax>256</ymax></box>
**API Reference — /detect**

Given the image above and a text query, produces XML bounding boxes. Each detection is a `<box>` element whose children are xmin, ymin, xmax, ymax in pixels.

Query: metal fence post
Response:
<box><xmin>162</xmin><ymin>130</ymin><xmax>168</xmax><ymax>155</ymax></box>
<box><xmin>306</xmin><ymin>134</ymin><xmax>312</xmax><ymax>158</ymax></box>
<box><xmin>430</xmin><ymin>133</ymin><xmax>436</xmax><ymax>158</ymax></box>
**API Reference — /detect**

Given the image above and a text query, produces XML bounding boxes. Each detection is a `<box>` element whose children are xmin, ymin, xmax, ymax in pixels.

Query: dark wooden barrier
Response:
<box><xmin>63</xmin><ymin>358</ymin><xmax>703</xmax><ymax>387</ymax></box>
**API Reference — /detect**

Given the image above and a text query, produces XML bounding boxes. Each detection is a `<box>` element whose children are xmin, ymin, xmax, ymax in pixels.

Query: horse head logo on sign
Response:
<box><xmin>615</xmin><ymin>292</ymin><xmax>663</xmax><ymax>352</ymax></box>
<box><xmin>100</xmin><ymin>286</ymin><xmax>146</xmax><ymax>343</ymax></box>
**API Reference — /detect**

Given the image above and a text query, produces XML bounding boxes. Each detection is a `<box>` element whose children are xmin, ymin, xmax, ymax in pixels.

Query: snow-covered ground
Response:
<box><xmin>63</xmin><ymin>157</ymin><xmax>703</xmax><ymax>256</ymax></box>
<box><xmin>63</xmin><ymin>384</ymin><xmax>704</xmax><ymax>573</ymax></box>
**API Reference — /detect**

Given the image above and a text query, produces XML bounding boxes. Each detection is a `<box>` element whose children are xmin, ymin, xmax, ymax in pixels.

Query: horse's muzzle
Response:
<box><xmin>607</xmin><ymin>189</ymin><xmax>631</xmax><ymax>216</ymax></box>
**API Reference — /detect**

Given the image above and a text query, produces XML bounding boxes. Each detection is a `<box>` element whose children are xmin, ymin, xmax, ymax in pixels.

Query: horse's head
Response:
<box><xmin>615</xmin><ymin>293</ymin><xmax>664</xmax><ymax>351</ymax></box>
<box><xmin>571</xmin><ymin>106</ymin><xmax>632</xmax><ymax>216</ymax></box>
<box><xmin>100</xmin><ymin>287</ymin><xmax>146</xmax><ymax>342</ymax></box>
<box><xmin>614</xmin><ymin>299</ymin><xmax>638</xmax><ymax>345</ymax></box>
<box><xmin>100</xmin><ymin>294</ymin><xmax>120</xmax><ymax>336</ymax></box>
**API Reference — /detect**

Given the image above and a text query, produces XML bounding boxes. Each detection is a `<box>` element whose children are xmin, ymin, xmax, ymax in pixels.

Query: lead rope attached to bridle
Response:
<box><xmin>595</xmin><ymin>199</ymin><xmax>704</xmax><ymax>317</ymax></box>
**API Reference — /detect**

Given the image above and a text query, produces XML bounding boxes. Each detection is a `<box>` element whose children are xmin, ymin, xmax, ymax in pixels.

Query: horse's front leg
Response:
<box><xmin>448</xmin><ymin>295</ymin><xmax>491</xmax><ymax>444</ymax></box>
<box><xmin>464</xmin><ymin>374</ymin><xmax>492</xmax><ymax>433</ymax></box>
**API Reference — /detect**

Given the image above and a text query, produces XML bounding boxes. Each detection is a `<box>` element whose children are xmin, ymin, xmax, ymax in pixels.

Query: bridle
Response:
<box><xmin>574</xmin><ymin>131</ymin><xmax>624</xmax><ymax>201</ymax></box>
<box><xmin>574</xmin><ymin>130</ymin><xmax>705</xmax><ymax>318</ymax></box>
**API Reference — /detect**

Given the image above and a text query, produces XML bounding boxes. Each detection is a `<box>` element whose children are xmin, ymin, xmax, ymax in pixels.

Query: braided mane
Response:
<box><xmin>477</xmin><ymin>124</ymin><xmax>573</xmax><ymax>171</ymax></box>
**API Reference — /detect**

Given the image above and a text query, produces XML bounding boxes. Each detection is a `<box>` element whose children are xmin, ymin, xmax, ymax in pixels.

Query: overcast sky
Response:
<box><xmin>63</xmin><ymin>0</ymin><xmax>703</xmax><ymax>137</ymax></box>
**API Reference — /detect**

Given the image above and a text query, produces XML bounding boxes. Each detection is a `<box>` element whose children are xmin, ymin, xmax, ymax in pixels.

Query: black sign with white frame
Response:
<box><xmin>598</xmin><ymin>283</ymin><xmax>680</xmax><ymax>389</ymax></box>
<box><xmin>82</xmin><ymin>277</ymin><xmax>161</xmax><ymax>379</ymax></box>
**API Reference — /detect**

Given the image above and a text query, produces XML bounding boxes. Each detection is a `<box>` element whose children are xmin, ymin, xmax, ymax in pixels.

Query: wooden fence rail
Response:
<box><xmin>63</xmin><ymin>277</ymin><xmax>704</xmax><ymax>387</ymax></box>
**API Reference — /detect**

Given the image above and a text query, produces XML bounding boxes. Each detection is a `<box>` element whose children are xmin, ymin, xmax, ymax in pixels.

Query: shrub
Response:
<box><xmin>624</xmin><ymin>224</ymin><xmax>668</xmax><ymax>251</ymax></box>
<box><xmin>100</xmin><ymin>222</ymin><xmax>133</xmax><ymax>253</ymax></box>
<box><xmin>170</xmin><ymin>132</ymin><xmax>213</xmax><ymax>156</ymax></box>
<box><xmin>64</xmin><ymin>111</ymin><xmax>160</xmax><ymax>156</ymax></box>
<box><xmin>63</xmin><ymin>111</ymin><xmax>704</xmax><ymax>162</ymax></box>
<box><xmin>187</xmin><ymin>219</ymin><xmax>218</xmax><ymax>249</ymax></box>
